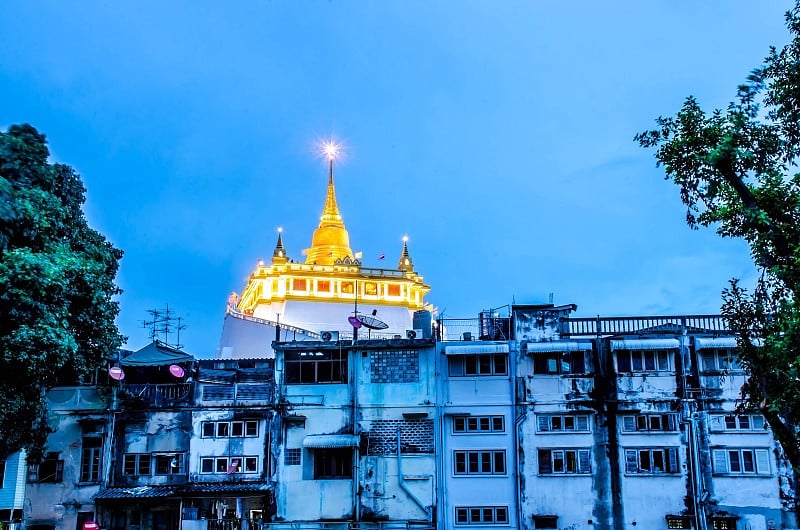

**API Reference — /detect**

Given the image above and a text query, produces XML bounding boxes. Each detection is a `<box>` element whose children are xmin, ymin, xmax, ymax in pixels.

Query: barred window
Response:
<box><xmin>201</xmin><ymin>420</ymin><xmax>259</xmax><ymax>438</ymax></box>
<box><xmin>532</xmin><ymin>352</ymin><xmax>586</xmax><ymax>375</ymax></box>
<box><xmin>284</xmin><ymin>448</ymin><xmax>301</xmax><ymax>466</ymax></box>
<box><xmin>200</xmin><ymin>456</ymin><xmax>258</xmax><ymax>474</ymax></box>
<box><xmin>616</xmin><ymin>350</ymin><xmax>671</xmax><ymax>372</ymax></box>
<box><xmin>709</xmin><ymin>414</ymin><xmax>766</xmax><ymax>432</ymax></box>
<box><xmin>285</xmin><ymin>350</ymin><xmax>348</xmax><ymax>384</ymax></box>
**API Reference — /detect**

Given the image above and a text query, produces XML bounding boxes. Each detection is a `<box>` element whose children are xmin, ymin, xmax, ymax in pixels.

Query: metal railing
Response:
<box><xmin>560</xmin><ymin>315</ymin><xmax>729</xmax><ymax>337</ymax></box>
<box><xmin>258</xmin><ymin>522</ymin><xmax>432</xmax><ymax>530</ymax></box>
<box><xmin>124</xmin><ymin>383</ymin><xmax>193</xmax><ymax>405</ymax></box>
<box><xmin>436</xmin><ymin>318</ymin><xmax>512</xmax><ymax>342</ymax></box>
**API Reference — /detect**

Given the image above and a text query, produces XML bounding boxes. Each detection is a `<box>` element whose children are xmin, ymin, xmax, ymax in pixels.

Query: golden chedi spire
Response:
<box><xmin>398</xmin><ymin>235</ymin><xmax>414</xmax><ymax>272</ymax></box>
<box><xmin>272</xmin><ymin>227</ymin><xmax>288</xmax><ymax>265</ymax></box>
<box><xmin>305</xmin><ymin>142</ymin><xmax>354</xmax><ymax>266</ymax></box>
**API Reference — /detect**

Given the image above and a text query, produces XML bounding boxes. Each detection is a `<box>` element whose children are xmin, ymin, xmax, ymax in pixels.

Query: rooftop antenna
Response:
<box><xmin>549</xmin><ymin>292</ymin><xmax>554</xmax><ymax>304</ymax></box>
<box><xmin>141</xmin><ymin>303</ymin><xmax>186</xmax><ymax>349</ymax></box>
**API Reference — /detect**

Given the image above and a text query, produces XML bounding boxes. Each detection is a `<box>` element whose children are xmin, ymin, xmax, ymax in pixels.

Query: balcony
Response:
<box><xmin>561</xmin><ymin>315</ymin><xmax>729</xmax><ymax>337</ymax></box>
<box><xmin>121</xmin><ymin>383</ymin><xmax>193</xmax><ymax>407</ymax></box>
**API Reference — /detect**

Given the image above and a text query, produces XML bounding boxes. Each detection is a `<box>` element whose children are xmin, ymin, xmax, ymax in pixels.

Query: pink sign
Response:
<box><xmin>108</xmin><ymin>366</ymin><xmax>125</xmax><ymax>381</ymax></box>
<box><xmin>169</xmin><ymin>364</ymin><xmax>185</xmax><ymax>378</ymax></box>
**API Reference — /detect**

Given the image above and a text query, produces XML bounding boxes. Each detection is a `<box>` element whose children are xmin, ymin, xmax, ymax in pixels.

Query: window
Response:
<box><xmin>364</xmin><ymin>282</ymin><xmax>377</xmax><ymax>295</ymax></box>
<box><xmin>313</xmin><ymin>448</ymin><xmax>352</xmax><ymax>479</ymax></box>
<box><xmin>123</xmin><ymin>454</ymin><xmax>152</xmax><ymax>475</ymax></box>
<box><xmin>532</xmin><ymin>516</ymin><xmax>558</xmax><ymax>529</ymax></box>
<box><xmin>453</xmin><ymin>415</ymin><xmax>505</xmax><ymax>433</ymax></box>
<box><xmin>537</xmin><ymin>449</ymin><xmax>591</xmax><ymax>475</ymax></box>
<box><xmin>701</xmin><ymin>349</ymin><xmax>742</xmax><ymax>372</ymax></box>
<box><xmin>533</xmin><ymin>352</ymin><xmax>586</xmax><ymax>375</ymax></box>
<box><xmin>388</xmin><ymin>284</ymin><xmax>401</xmax><ymax>297</ymax></box>
<box><xmin>317</xmin><ymin>280</ymin><xmax>330</xmax><ymax>292</ymax></box>
<box><xmin>624</xmin><ymin>448</ymin><xmax>679</xmax><ymax>474</ymax></box>
<box><xmin>666</xmin><ymin>516</ymin><xmax>692</xmax><ymax>529</ymax></box>
<box><xmin>454</xmin><ymin>450</ymin><xmax>506</xmax><ymax>475</ymax></box>
<box><xmin>200</xmin><ymin>456</ymin><xmax>258</xmax><ymax>474</ymax></box>
<box><xmin>621</xmin><ymin>414</ymin><xmax>677</xmax><ymax>432</ymax></box>
<box><xmin>616</xmin><ymin>350</ymin><xmax>672</xmax><ymax>372</ymax></box>
<box><xmin>80</xmin><ymin>438</ymin><xmax>102</xmax><ymax>482</ymax></box>
<box><xmin>154</xmin><ymin>454</ymin><xmax>184</xmax><ymax>475</ymax></box>
<box><xmin>710</xmin><ymin>414</ymin><xmax>765</xmax><ymax>432</ymax></box>
<box><xmin>29</xmin><ymin>452</ymin><xmax>64</xmax><ymax>483</ymax></box>
<box><xmin>711</xmin><ymin>517</ymin><xmax>738</xmax><ymax>530</ymax></box>
<box><xmin>448</xmin><ymin>354</ymin><xmax>508</xmax><ymax>376</ymax></box>
<box><xmin>341</xmin><ymin>281</ymin><xmax>354</xmax><ymax>294</ymax></box>
<box><xmin>201</xmin><ymin>420</ymin><xmax>258</xmax><ymax>438</ymax></box>
<box><xmin>454</xmin><ymin>506</ymin><xmax>509</xmax><ymax>525</ymax></box>
<box><xmin>284</xmin><ymin>448</ymin><xmax>301</xmax><ymax>466</ymax></box>
<box><xmin>292</xmin><ymin>279</ymin><xmax>307</xmax><ymax>291</ymax></box>
<box><xmin>201</xmin><ymin>420</ymin><xmax>259</xmax><ymax>438</ymax></box>
<box><xmin>712</xmin><ymin>448</ymin><xmax>770</xmax><ymax>475</ymax></box>
<box><xmin>284</xmin><ymin>350</ymin><xmax>348</xmax><ymax>384</ymax></box>
<box><xmin>536</xmin><ymin>414</ymin><xmax>590</xmax><ymax>433</ymax></box>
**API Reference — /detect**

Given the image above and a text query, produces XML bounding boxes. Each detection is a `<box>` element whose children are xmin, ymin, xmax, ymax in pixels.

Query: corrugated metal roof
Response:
<box><xmin>694</xmin><ymin>337</ymin><xmax>738</xmax><ymax>350</ymax></box>
<box><xmin>94</xmin><ymin>486</ymin><xmax>176</xmax><ymax>500</ymax></box>
<box><xmin>610</xmin><ymin>339</ymin><xmax>680</xmax><ymax>351</ymax></box>
<box><xmin>525</xmin><ymin>341</ymin><xmax>592</xmax><ymax>353</ymax></box>
<box><xmin>303</xmin><ymin>434</ymin><xmax>360</xmax><ymax>448</ymax></box>
<box><xmin>443</xmin><ymin>344</ymin><xmax>509</xmax><ymax>355</ymax></box>
<box><xmin>180</xmin><ymin>483</ymin><xmax>272</xmax><ymax>495</ymax></box>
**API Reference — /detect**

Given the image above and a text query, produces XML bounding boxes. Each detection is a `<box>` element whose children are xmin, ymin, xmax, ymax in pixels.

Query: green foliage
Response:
<box><xmin>0</xmin><ymin>124</ymin><xmax>123</xmax><ymax>459</ymax></box>
<box><xmin>636</xmin><ymin>4</ymin><xmax>800</xmax><ymax>470</ymax></box>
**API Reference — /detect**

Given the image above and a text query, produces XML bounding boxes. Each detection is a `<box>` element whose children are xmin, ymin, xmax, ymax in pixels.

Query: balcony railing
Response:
<box><xmin>560</xmin><ymin>315</ymin><xmax>729</xmax><ymax>337</ymax></box>
<box><xmin>436</xmin><ymin>318</ymin><xmax>512</xmax><ymax>342</ymax></box>
<box><xmin>123</xmin><ymin>383</ymin><xmax>193</xmax><ymax>406</ymax></box>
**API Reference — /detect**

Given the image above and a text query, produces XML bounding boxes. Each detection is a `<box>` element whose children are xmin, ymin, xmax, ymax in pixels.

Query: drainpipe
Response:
<box><xmin>352</xmin><ymin>343</ymin><xmax>360</xmax><ymax>522</ymax></box>
<box><xmin>687</xmin><ymin>413</ymin><xmax>708</xmax><ymax>530</ymax></box>
<box><xmin>397</xmin><ymin>427</ymin><xmax>431</xmax><ymax>521</ymax></box>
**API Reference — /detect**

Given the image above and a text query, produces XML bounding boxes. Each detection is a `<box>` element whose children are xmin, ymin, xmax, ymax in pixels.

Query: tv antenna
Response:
<box><xmin>141</xmin><ymin>303</ymin><xmax>187</xmax><ymax>349</ymax></box>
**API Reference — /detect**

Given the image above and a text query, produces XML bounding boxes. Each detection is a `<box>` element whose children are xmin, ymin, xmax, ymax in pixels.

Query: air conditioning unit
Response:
<box><xmin>406</xmin><ymin>329</ymin><xmax>424</xmax><ymax>339</ymax></box>
<box><xmin>320</xmin><ymin>331</ymin><xmax>339</xmax><ymax>342</ymax></box>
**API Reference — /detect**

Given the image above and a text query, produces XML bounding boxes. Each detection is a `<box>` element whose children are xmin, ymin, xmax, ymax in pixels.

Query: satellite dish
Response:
<box><xmin>321</xmin><ymin>331</ymin><xmax>334</xmax><ymax>341</ymax></box>
<box><xmin>169</xmin><ymin>364</ymin><xmax>185</xmax><ymax>378</ymax></box>
<box><xmin>358</xmin><ymin>314</ymin><xmax>388</xmax><ymax>330</ymax></box>
<box><xmin>406</xmin><ymin>329</ymin><xmax>418</xmax><ymax>339</ymax></box>
<box><xmin>348</xmin><ymin>316</ymin><xmax>362</xmax><ymax>328</ymax></box>
<box><xmin>108</xmin><ymin>366</ymin><xmax>126</xmax><ymax>381</ymax></box>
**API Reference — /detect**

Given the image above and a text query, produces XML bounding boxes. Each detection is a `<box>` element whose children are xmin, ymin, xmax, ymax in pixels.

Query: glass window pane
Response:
<box><xmin>728</xmin><ymin>451</ymin><xmax>741</xmax><ymax>473</ymax></box>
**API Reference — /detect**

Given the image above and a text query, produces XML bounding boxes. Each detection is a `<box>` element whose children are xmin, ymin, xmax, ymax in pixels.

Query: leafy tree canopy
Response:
<box><xmin>636</xmin><ymin>4</ymin><xmax>800</xmax><ymax>471</ymax></box>
<box><xmin>0</xmin><ymin>124</ymin><xmax>123</xmax><ymax>459</ymax></box>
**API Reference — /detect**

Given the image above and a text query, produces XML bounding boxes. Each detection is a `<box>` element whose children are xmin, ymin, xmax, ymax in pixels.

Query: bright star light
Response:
<box><xmin>321</xmin><ymin>140</ymin><xmax>341</xmax><ymax>161</ymax></box>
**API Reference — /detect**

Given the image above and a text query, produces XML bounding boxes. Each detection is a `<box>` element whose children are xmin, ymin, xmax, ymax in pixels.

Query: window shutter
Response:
<box><xmin>578</xmin><ymin>450</ymin><xmax>591</xmax><ymax>473</ymax></box>
<box><xmin>667</xmin><ymin>447</ymin><xmax>678</xmax><ymax>473</ymax></box>
<box><xmin>625</xmin><ymin>450</ymin><xmax>638</xmax><ymax>473</ymax></box>
<box><xmin>712</xmin><ymin>449</ymin><xmax>728</xmax><ymax>473</ymax></box>
<box><xmin>537</xmin><ymin>416</ymin><xmax>550</xmax><ymax>432</ymax></box>
<box><xmin>576</xmin><ymin>415</ymin><xmax>589</xmax><ymax>431</ymax></box>
<box><xmin>667</xmin><ymin>415</ymin><xmax>676</xmax><ymax>431</ymax></box>
<box><xmin>538</xmin><ymin>450</ymin><xmax>552</xmax><ymax>474</ymax></box>
<box><xmin>755</xmin><ymin>449</ymin><xmax>770</xmax><ymax>474</ymax></box>
<box><xmin>622</xmin><ymin>416</ymin><xmax>635</xmax><ymax>432</ymax></box>
<box><xmin>752</xmin><ymin>416</ymin><xmax>765</xmax><ymax>430</ymax></box>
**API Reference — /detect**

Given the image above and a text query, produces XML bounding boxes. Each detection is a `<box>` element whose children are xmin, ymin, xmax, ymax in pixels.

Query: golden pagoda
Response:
<box><xmin>231</xmin><ymin>144</ymin><xmax>430</xmax><ymax>335</ymax></box>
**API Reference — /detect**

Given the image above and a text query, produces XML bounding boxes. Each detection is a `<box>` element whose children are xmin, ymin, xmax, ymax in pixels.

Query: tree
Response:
<box><xmin>0</xmin><ymin>124</ymin><xmax>123</xmax><ymax>459</ymax></box>
<box><xmin>636</xmin><ymin>4</ymin><xmax>800</xmax><ymax>471</ymax></box>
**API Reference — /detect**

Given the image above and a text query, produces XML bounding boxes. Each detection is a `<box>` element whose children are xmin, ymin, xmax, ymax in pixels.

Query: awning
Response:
<box><xmin>94</xmin><ymin>486</ymin><xmax>177</xmax><ymax>500</ymax></box>
<box><xmin>525</xmin><ymin>341</ymin><xmax>592</xmax><ymax>353</ymax></box>
<box><xmin>610</xmin><ymin>339</ymin><xmax>680</xmax><ymax>351</ymax></box>
<box><xmin>694</xmin><ymin>337</ymin><xmax>738</xmax><ymax>350</ymax></box>
<box><xmin>443</xmin><ymin>344</ymin><xmax>509</xmax><ymax>355</ymax></box>
<box><xmin>121</xmin><ymin>341</ymin><xmax>195</xmax><ymax>366</ymax></box>
<box><xmin>302</xmin><ymin>434</ymin><xmax>360</xmax><ymax>448</ymax></box>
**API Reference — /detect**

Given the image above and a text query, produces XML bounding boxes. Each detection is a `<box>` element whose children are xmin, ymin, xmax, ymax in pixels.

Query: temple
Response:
<box><xmin>217</xmin><ymin>148</ymin><xmax>430</xmax><ymax>358</ymax></box>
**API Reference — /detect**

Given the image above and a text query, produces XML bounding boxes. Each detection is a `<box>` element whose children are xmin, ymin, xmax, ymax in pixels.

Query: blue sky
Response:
<box><xmin>0</xmin><ymin>1</ymin><xmax>793</xmax><ymax>355</ymax></box>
